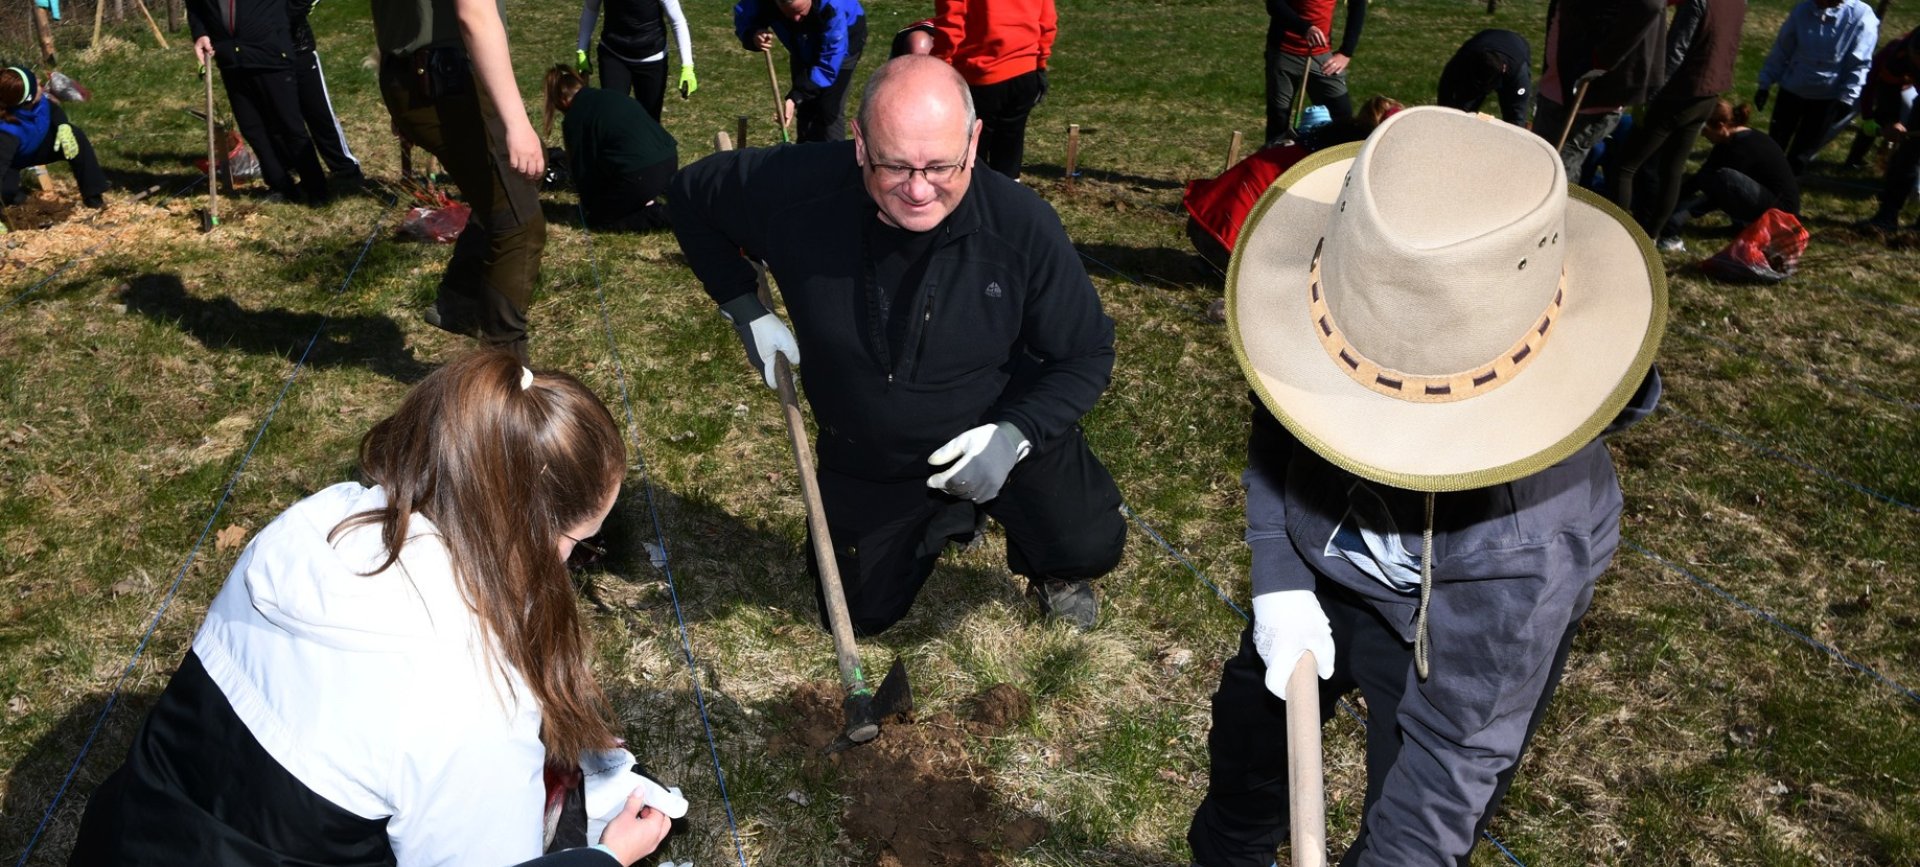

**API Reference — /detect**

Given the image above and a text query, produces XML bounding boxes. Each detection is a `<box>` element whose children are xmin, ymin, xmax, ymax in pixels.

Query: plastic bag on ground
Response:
<box><xmin>1699</xmin><ymin>208</ymin><xmax>1808</xmax><ymax>284</ymax></box>
<box><xmin>398</xmin><ymin>202</ymin><xmax>470</xmax><ymax>243</ymax></box>
<box><xmin>193</xmin><ymin>130</ymin><xmax>261</xmax><ymax>182</ymax></box>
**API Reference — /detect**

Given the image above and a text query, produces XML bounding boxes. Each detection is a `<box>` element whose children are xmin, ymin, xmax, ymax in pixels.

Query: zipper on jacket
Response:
<box><xmin>907</xmin><ymin>285</ymin><xmax>937</xmax><ymax>385</ymax></box>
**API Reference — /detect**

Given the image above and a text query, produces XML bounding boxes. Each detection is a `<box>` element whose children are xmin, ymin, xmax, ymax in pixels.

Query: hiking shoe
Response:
<box><xmin>82</xmin><ymin>194</ymin><xmax>105</xmax><ymax>209</ymax></box>
<box><xmin>1031</xmin><ymin>579</ymin><xmax>1099</xmax><ymax>631</ymax></box>
<box><xmin>1655</xmin><ymin>235</ymin><xmax>1685</xmax><ymax>253</ymax></box>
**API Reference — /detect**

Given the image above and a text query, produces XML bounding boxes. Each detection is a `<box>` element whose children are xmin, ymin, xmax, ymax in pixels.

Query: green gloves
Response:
<box><xmin>678</xmin><ymin>65</ymin><xmax>697</xmax><ymax>99</ymax></box>
<box><xmin>575</xmin><ymin>48</ymin><xmax>591</xmax><ymax>75</ymax></box>
<box><xmin>53</xmin><ymin>123</ymin><xmax>78</xmax><ymax>160</ymax></box>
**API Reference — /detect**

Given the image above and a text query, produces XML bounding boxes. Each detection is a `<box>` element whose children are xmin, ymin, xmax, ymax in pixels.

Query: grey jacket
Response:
<box><xmin>1242</xmin><ymin>369</ymin><xmax>1658</xmax><ymax>864</ymax></box>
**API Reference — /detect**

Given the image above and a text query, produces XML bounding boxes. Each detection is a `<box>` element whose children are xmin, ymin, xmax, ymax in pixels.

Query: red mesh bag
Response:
<box><xmin>1699</xmin><ymin>208</ymin><xmax>1808</xmax><ymax>284</ymax></box>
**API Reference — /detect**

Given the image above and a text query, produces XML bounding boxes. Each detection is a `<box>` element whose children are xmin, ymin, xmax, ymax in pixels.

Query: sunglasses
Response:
<box><xmin>563</xmin><ymin>533</ymin><xmax>607</xmax><ymax>573</ymax></box>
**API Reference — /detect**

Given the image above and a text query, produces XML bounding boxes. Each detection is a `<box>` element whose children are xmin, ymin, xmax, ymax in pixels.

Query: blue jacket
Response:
<box><xmin>1760</xmin><ymin>0</ymin><xmax>1879</xmax><ymax>104</ymax></box>
<box><xmin>1241</xmin><ymin>368</ymin><xmax>1659</xmax><ymax>865</ymax></box>
<box><xmin>734</xmin><ymin>0</ymin><xmax>864</xmax><ymax>102</ymax></box>
<box><xmin>0</xmin><ymin>92</ymin><xmax>52</xmax><ymax>169</ymax></box>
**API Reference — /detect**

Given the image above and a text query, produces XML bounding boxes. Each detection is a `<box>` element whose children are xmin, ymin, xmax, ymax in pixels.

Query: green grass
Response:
<box><xmin>4</xmin><ymin>0</ymin><xmax>1920</xmax><ymax>864</ymax></box>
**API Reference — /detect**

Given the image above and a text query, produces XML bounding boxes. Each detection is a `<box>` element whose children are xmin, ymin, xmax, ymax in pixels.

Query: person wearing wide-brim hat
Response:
<box><xmin>1186</xmin><ymin>106</ymin><xmax>1666</xmax><ymax>866</ymax></box>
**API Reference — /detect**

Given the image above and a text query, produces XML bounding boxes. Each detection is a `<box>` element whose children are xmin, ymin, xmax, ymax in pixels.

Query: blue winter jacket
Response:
<box><xmin>0</xmin><ymin>93</ymin><xmax>52</xmax><ymax>169</ymax></box>
<box><xmin>733</xmin><ymin>0</ymin><xmax>864</xmax><ymax>102</ymax></box>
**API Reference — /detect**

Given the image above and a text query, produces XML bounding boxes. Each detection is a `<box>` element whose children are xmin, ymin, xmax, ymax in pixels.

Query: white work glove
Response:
<box><xmin>628</xmin><ymin>774</ymin><xmax>689</xmax><ymax>819</ymax></box>
<box><xmin>927</xmin><ymin>422</ymin><xmax>1030</xmax><ymax>503</ymax></box>
<box><xmin>1252</xmin><ymin>589</ymin><xmax>1335</xmax><ymax>699</ymax></box>
<box><xmin>718</xmin><ymin>293</ymin><xmax>799</xmax><ymax>389</ymax></box>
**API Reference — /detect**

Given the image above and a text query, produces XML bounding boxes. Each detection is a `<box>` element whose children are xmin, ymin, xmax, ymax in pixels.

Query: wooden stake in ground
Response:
<box><xmin>737</xmin><ymin>115</ymin><xmax>749</xmax><ymax>149</ymax></box>
<box><xmin>92</xmin><ymin>0</ymin><xmax>106</xmax><ymax>50</ymax></box>
<box><xmin>29</xmin><ymin>166</ymin><xmax>56</xmax><ymax>193</ymax></box>
<box><xmin>1064</xmin><ymin>123</ymin><xmax>1080</xmax><ymax>188</ymax></box>
<box><xmin>1225</xmin><ymin>130</ymin><xmax>1243</xmax><ymax>171</ymax></box>
<box><xmin>714</xmin><ymin>130</ymin><xmax>733</xmax><ymax>153</ymax></box>
<box><xmin>134</xmin><ymin>0</ymin><xmax>169</xmax><ymax>48</ymax></box>
<box><xmin>203</xmin><ymin>65</ymin><xmax>219</xmax><ymax>231</ymax></box>
<box><xmin>32</xmin><ymin>4</ymin><xmax>57</xmax><ymax>65</ymax></box>
<box><xmin>1286</xmin><ymin>652</ymin><xmax>1327</xmax><ymax>867</ymax></box>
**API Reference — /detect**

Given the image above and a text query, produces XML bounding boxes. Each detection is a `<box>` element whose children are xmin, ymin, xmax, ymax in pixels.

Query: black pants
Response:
<box><xmin>220</xmin><ymin>65</ymin><xmax>328</xmax><ymax>201</ymax></box>
<box><xmin>1873</xmin><ymin>135</ymin><xmax>1920</xmax><ymax>222</ymax></box>
<box><xmin>969</xmin><ymin>69</ymin><xmax>1045</xmax><ymax>180</ymax></box>
<box><xmin>790</xmin><ymin>18</ymin><xmax>866</xmax><ymax>143</ymax></box>
<box><xmin>1264</xmin><ymin>48</ymin><xmax>1352</xmax><ymax>146</ymax></box>
<box><xmin>806</xmin><ymin>425</ymin><xmax>1125</xmax><ymax>636</ymax></box>
<box><xmin>293</xmin><ymin>49</ymin><xmax>360</xmax><ymax>177</ymax></box>
<box><xmin>1186</xmin><ymin>580</ymin><xmax>1582</xmax><ymax>867</ymax></box>
<box><xmin>1611</xmin><ymin>94</ymin><xmax>1716</xmax><ymax>237</ymax></box>
<box><xmin>380</xmin><ymin>50</ymin><xmax>546</xmax><ymax>362</ymax></box>
<box><xmin>1</xmin><ymin>105</ymin><xmax>108</xmax><ymax>204</ymax></box>
<box><xmin>582</xmin><ymin>157</ymin><xmax>674</xmax><ymax>232</ymax></box>
<box><xmin>1667</xmin><ymin>167</ymin><xmax>1783</xmax><ymax>235</ymax></box>
<box><xmin>1768</xmin><ymin>89</ymin><xmax>1850</xmax><ymax>175</ymax></box>
<box><xmin>597</xmin><ymin>44</ymin><xmax>668</xmax><ymax>121</ymax></box>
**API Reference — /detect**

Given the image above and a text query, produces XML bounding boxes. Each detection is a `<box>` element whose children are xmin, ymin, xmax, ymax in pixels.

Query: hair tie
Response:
<box><xmin>520</xmin><ymin>366</ymin><xmax>535</xmax><ymax>390</ymax></box>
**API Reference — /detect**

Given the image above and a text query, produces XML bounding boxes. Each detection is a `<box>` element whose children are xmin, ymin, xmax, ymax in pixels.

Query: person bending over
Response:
<box><xmin>669</xmin><ymin>55</ymin><xmax>1125</xmax><ymax>634</ymax></box>
<box><xmin>1188</xmin><ymin>106</ymin><xmax>1664</xmax><ymax>866</ymax></box>
<box><xmin>1754</xmin><ymin>0</ymin><xmax>1878</xmax><ymax>175</ymax></box>
<box><xmin>1435</xmin><ymin>29</ymin><xmax>1532</xmax><ymax>127</ymax></box>
<box><xmin>735</xmin><ymin>0</ymin><xmax>866</xmax><ymax>142</ymax></box>
<box><xmin>1662</xmin><ymin>100</ymin><xmax>1801</xmax><ymax>250</ymax></box>
<box><xmin>0</xmin><ymin>64</ymin><xmax>106</xmax><ymax>209</ymax></box>
<box><xmin>545</xmin><ymin>65</ymin><xmax>677</xmax><ymax>232</ymax></box>
<box><xmin>70</xmin><ymin>351</ymin><xmax>682</xmax><ymax>866</ymax></box>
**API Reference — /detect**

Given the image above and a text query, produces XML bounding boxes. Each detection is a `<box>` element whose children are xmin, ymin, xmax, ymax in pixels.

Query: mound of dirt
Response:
<box><xmin>2</xmin><ymin>192</ymin><xmax>77</xmax><ymax>232</ymax></box>
<box><xmin>772</xmin><ymin>681</ymin><xmax>1050</xmax><ymax>866</ymax></box>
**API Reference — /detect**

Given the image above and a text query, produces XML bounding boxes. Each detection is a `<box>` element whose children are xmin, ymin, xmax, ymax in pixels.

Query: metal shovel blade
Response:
<box><xmin>826</xmin><ymin>658</ymin><xmax>915</xmax><ymax>754</ymax></box>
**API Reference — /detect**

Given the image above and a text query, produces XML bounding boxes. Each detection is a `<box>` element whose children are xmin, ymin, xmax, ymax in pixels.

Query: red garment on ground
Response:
<box><xmin>1276</xmin><ymin>0</ymin><xmax>1337</xmax><ymax>56</ymax></box>
<box><xmin>933</xmin><ymin>0</ymin><xmax>1056</xmax><ymax>85</ymax></box>
<box><xmin>1182</xmin><ymin>143</ymin><xmax>1312</xmax><ymax>254</ymax></box>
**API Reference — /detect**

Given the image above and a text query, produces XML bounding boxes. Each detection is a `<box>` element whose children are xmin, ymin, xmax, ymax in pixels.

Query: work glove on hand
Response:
<box><xmin>576</xmin><ymin>48</ymin><xmax>592</xmax><ymax>75</ymax></box>
<box><xmin>678</xmin><ymin>64</ymin><xmax>698</xmax><ymax>98</ymax></box>
<box><xmin>628</xmin><ymin>773</ymin><xmax>689</xmax><ymax>819</ymax></box>
<box><xmin>1251</xmin><ymin>590</ymin><xmax>1335</xmax><ymax>699</ymax></box>
<box><xmin>53</xmin><ymin>124</ymin><xmax>78</xmax><ymax>160</ymax></box>
<box><xmin>927</xmin><ymin>422</ymin><xmax>1030</xmax><ymax>503</ymax></box>
<box><xmin>1753</xmin><ymin>86</ymin><xmax>1769</xmax><ymax>112</ymax></box>
<box><xmin>719</xmin><ymin>293</ymin><xmax>799</xmax><ymax>389</ymax></box>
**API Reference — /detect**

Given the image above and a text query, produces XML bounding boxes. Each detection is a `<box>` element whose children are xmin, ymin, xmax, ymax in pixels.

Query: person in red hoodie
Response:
<box><xmin>932</xmin><ymin>0</ymin><xmax>1055</xmax><ymax>179</ymax></box>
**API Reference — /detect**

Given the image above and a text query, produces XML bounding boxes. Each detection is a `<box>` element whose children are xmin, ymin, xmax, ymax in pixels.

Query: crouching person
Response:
<box><xmin>545</xmin><ymin>65</ymin><xmax>677</xmax><ymax>232</ymax></box>
<box><xmin>70</xmin><ymin>351</ymin><xmax>682</xmax><ymax>867</ymax></box>
<box><xmin>1</xmin><ymin>64</ymin><xmax>107</xmax><ymax>209</ymax></box>
<box><xmin>1188</xmin><ymin>107</ymin><xmax>1665</xmax><ymax>866</ymax></box>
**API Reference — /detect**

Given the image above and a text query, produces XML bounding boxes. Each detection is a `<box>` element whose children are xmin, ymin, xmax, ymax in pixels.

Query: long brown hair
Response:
<box><xmin>0</xmin><ymin>66</ymin><xmax>30</xmax><ymax>124</ymax></box>
<box><xmin>334</xmin><ymin>350</ymin><xmax>625</xmax><ymax>761</ymax></box>
<box><xmin>543</xmin><ymin>64</ymin><xmax>587</xmax><ymax>138</ymax></box>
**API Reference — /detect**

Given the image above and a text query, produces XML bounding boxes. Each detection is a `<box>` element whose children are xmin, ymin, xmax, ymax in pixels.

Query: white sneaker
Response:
<box><xmin>1656</xmin><ymin>236</ymin><xmax>1686</xmax><ymax>253</ymax></box>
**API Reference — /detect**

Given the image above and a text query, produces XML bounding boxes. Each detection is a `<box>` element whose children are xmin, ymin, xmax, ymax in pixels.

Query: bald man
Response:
<box><xmin>669</xmin><ymin>55</ymin><xmax>1125</xmax><ymax>634</ymax></box>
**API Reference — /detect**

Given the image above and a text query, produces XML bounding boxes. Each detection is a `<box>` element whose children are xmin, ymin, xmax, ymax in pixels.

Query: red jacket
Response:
<box><xmin>934</xmin><ymin>0</ymin><xmax>1056</xmax><ymax>86</ymax></box>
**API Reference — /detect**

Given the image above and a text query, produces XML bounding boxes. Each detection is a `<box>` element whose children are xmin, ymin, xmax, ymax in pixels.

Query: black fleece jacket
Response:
<box><xmin>187</xmin><ymin>0</ymin><xmax>296</xmax><ymax>69</ymax></box>
<box><xmin>670</xmin><ymin>141</ymin><xmax>1115</xmax><ymax>482</ymax></box>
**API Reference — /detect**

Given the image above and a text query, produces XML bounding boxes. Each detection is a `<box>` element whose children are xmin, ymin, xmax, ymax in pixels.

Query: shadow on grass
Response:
<box><xmin>116</xmin><ymin>273</ymin><xmax>431</xmax><ymax>383</ymax></box>
<box><xmin>0</xmin><ymin>688</ymin><xmax>163</xmax><ymax>863</ymax></box>
<box><xmin>1025</xmin><ymin>160</ymin><xmax>1185</xmax><ymax>192</ymax></box>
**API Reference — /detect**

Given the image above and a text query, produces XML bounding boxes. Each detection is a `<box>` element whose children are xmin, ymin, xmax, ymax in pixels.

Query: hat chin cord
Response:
<box><xmin>1415</xmin><ymin>491</ymin><xmax>1434</xmax><ymax>680</ymax></box>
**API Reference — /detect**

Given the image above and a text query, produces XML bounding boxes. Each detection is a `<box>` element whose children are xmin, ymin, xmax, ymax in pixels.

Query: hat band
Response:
<box><xmin>1308</xmin><ymin>242</ymin><xmax>1566</xmax><ymax>404</ymax></box>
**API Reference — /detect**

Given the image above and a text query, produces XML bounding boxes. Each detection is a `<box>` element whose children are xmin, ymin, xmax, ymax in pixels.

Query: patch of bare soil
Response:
<box><xmin>772</xmin><ymin>681</ymin><xmax>1049</xmax><ymax>866</ymax></box>
<box><xmin>2</xmin><ymin>192</ymin><xmax>77</xmax><ymax>232</ymax></box>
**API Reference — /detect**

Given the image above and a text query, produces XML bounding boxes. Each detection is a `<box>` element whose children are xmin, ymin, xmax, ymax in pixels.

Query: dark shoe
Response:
<box><xmin>421</xmin><ymin>303</ymin><xmax>477</xmax><ymax>339</ymax></box>
<box><xmin>82</xmin><ymin>194</ymin><xmax>105</xmax><ymax>209</ymax></box>
<box><xmin>1031</xmin><ymin>579</ymin><xmax>1099</xmax><ymax>631</ymax></box>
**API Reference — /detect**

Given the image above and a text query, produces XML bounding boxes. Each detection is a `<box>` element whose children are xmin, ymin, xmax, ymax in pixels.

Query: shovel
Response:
<box><xmin>1554</xmin><ymin>68</ymin><xmax>1609</xmax><ymax>153</ymax></box>
<box><xmin>757</xmin><ymin>270</ymin><xmax>913</xmax><ymax>752</ymax></box>
<box><xmin>1287</xmin><ymin>652</ymin><xmax>1326</xmax><ymax>867</ymax></box>
<box><xmin>763</xmin><ymin>48</ymin><xmax>792</xmax><ymax>143</ymax></box>
<box><xmin>201</xmin><ymin>63</ymin><xmax>219</xmax><ymax>231</ymax></box>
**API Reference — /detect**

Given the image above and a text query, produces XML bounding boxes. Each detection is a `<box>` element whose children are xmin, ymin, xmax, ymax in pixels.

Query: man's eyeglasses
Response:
<box><xmin>563</xmin><ymin>533</ymin><xmax>607</xmax><ymax>573</ymax></box>
<box><xmin>866</xmin><ymin>132</ymin><xmax>975</xmax><ymax>184</ymax></box>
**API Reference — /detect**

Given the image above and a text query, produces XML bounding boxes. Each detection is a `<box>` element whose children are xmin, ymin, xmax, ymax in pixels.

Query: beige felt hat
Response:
<box><xmin>1228</xmin><ymin>106</ymin><xmax>1667</xmax><ymax>492</ymax></box>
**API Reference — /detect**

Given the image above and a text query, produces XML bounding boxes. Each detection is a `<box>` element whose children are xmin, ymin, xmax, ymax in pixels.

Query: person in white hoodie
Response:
<box><xmin>69</xmin><ymin>351</ymin><xmax>682</xmax><ymax>867</ymax></box>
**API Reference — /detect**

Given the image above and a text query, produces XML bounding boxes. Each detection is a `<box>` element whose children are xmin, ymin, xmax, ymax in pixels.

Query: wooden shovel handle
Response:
<box><xmin>1286</xmin><ymin>651</ymin><xmax>1326</xmax><ymax>867</ymax></box>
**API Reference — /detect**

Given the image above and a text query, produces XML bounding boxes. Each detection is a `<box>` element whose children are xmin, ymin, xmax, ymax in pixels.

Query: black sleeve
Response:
<box><xmin>0</xmin><ymin>133</ymin><xmax>20</xmax><ymax>172</ymax></box>
<box><xmin>1267</xmin><ymin>0</ymin><xmax>1311</xmax><ymax>35</ymax></box>
<box><xmin>510</xmin><ymin>849</ymin><xmax>620</xmax><ymax>867</ymax></box>
<box><xmin>1497</xmin><ymin>54</ymin><xmax>1532</xmax><ymax>125</ymax></box>
<box><xmin>667</xmin><ymin>147</ymin><xmax>778</xmax><ymax>308</ymax></box>
<box><xmin>1336</xmin><ymin>0</ymin><xmax>1367</xmax><ymax>56</ymax></box>
<box><xmin>987</xmin><ymin>192</ymin><xmax>1115</xmax><ymax>452</ymax></box>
